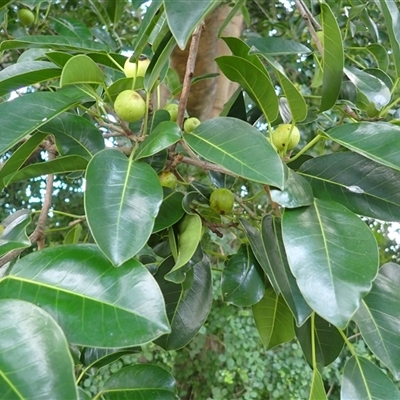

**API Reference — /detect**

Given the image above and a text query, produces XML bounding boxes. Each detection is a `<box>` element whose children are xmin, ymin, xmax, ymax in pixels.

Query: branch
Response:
<box><xmin>180</xmin><ymin>155</ymin><xmax>236</xmax><ymax>176</ymax></box>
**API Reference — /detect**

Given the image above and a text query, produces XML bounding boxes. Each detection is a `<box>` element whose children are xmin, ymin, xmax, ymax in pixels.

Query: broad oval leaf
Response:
<box><xmin>252</xmin><ymin>287</ymin><xmax>295</xmax><ymax>350</ymax></box>
<box><xmin>341</xmin><ymin>356</ymin><xmax>400</xmax><ymax>400</ymax></box>
<box><xmin>309</xmin><ymin>369</ymin><xmax>327</xmax><ymax>400</ymax></box>
<box><xmin>353</xmin><ymin>262</ymin><xmax>400</xmax><ymax>380</ymax></box>
<box><xmin>325</xmin><ymin>122</ymin><xmax>400</xmax><ymax>172</ymax></box>
<box><xmin>282</xmin><ymin>198</ymin><xmax>379</xmax><ymax>329</ymax></box>
<box><xmin>153</xmin><ymin>189</ymin><xmax>185</xmax><ymax>233</ymax></box>
<box><xmin>0</xmin><ymin>245</ymin><xmax>170</xmax><ymax>347</ymax></box>
<box><xmin>0</xmin><ymin>210</ymin><xmax>31</xmax><ymax>257</ymax></box>
<box><xmin>101</xmin><ymin>364</ymin><xmax>177</xmax><ymax>399</ymax></box>
<box><xmin>216</xmin><ymin>55</ymin><xmax>279</xmax><ymax>123</ymax></box>
<box><xmin>247</xmin><ymin>37</ymin><xmax>312</xmax><ymax>56</ymax></box>
<box><xmin>155</xmin><ymin>253</ymin><xmax>213</xmax><ymax>350</ymax></box>
<box><xmin>50</xmin><ymin>16</ymin><xmax>92</xmax><ymax>39</ymax></box>
<box><xmin>85</xmin><ymin>149</ymin><xmax>163</xmax><ymax>266</ymax></box>
<box><xmin>184</xmin><ymin>117</ymin><xmax>285</xmax><ymax>188</ymax></box>
<box><xmin>0</xmin><ymin>299</ymin><xmax>78</xmax><ymax>400</ymax></box>
<box><xmin>299</xmin><ymin>152</ymin><xmax>400</xmax><ymax>222</ymax></box>
<box><xmin>222</xmin><ymin>244</ymin><xmax>265</xmax><ymax>306</ymax></box>
<box><xmin>0</xmin><ymin>61</ymin><xmax>61</xmax><ymax>96</ymax></box>
<box><xmin>61</xmin><ymin>54</ymin><xmax>104</xmax><ymax>86</ymax></box>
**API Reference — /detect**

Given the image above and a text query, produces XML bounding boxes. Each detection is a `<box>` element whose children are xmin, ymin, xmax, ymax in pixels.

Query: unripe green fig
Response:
<box><xmin>184</xmin><ymin>117</ymin><xmax>201</xmax><ymax>133</ymax></box>
<box><xmin>165</xmin><ymin>103</ymin><xmax>179</xmax><ymax>122</ymax></box>
<box><xmin>271</xmin><ymin>124</ymin><xmax>300</xmax><ymax>151</ymax></box>
<box><xmin>158</xmin><ymin>171</ymin><xmax>177</xmax><ymax>189</ymax></box>
<box><xmin>124</xmin><ymin>57</ymin><xmax>150</xmax><ymax>78</ymax></box>
<box><xmin>210</xmin><ymin>188</ymin><xmax>235</xmax><ymax>215</ymax></box>
<box><xmin>18</xmin><ymin>9</ymin><xmax>35</xmax><ymax>26</ymax></box>
<box><xmin>114</xmin><ymin>90</ymin><xmax>146</xmax><ymax>122</ymax></box>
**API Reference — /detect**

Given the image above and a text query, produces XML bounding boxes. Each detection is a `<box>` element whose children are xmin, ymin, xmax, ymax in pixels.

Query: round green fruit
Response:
<box><xmin>165</xmin><ymin>103</ymin><xmax>179</xmax><ymax>122</ymax></box>
<box><xmin>210</xmin><ymin>188</ymin><xmax>235</xmax><ymax>215</ymax></box>
<box><xmin>184</xmin><ymin>117</ymin><xmax>201</xmax><ymax>133</ymax></box>
<box><xmin>114</xmin><ymin>90</ymin><xmax>146</xmax><ymax>122</ymax></box>
<box><xmin>124</xmin><ymin>57</ymin><xmax>150</xmax><ymax>78</ymax></box>
<box><xmin>18</xmin><ymin>9</ymin><xmax>35</xmax><ymax>26</ymax></box>
<box><xmin>158</xmin><ymin>171</ymin><xmax>177</xmax><ymax>189</ymax></box>
<box><xmin>271</xmin><ymin>124</ymin><xmax>300</xmax><ymax>151</ymax></box>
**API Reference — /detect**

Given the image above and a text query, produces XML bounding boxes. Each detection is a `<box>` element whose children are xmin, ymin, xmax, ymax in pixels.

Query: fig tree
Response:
<box><xmin>114</xmin><ymin>90</ymin><xmax>146</xmax><ymax>122</ymax></box>
<box><xmin>124</xmin><ymin>56</ymin><xmax>150</xmax><ymax>78</ymax></box>
<box><xmin>18</xmin><ymin>9</ymin><xmax>35</xmax><ymax>26</ymax></box>
<box><xmin>210</xmin><ymin>188</ymin><xmax>234</xmax><ymax>215</ymax></box>
<box><xmin>165</xmin><ymin>103</ymin><xmax>179</xmax><ymax>122</ymax></box>
<box><xmin>271</xmin><ymin>124</ymin><xmax>300</xmax><ymax>151</ymax></box>
<box><xmin>184</xmin><ymin>117</ymin><xmax>201</xmax><ymax>133</ymax></box>
<box><xmin>158</xmin><ymin>171</ymin><xmax>177</xmax><ymax>189</ymax></box>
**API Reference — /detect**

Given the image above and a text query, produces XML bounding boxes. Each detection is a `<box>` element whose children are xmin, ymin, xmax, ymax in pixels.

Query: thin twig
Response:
<box><xmin>234</xmin><ymin>194</ymin><xmax>258</xmax><ymax>219</ymax></box>
<box><xmin>180</xmin><ymin>155</ymin><xmax>236</xmax><ymax>176</ymax></box>
<box><xmin>298</xmin><ymin>0</ymin><xmax>321</xmax><ymax>30</ymax></box>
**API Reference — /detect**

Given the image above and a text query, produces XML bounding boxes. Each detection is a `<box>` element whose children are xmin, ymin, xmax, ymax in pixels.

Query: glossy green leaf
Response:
<box><xmin>270</xmin><ymin>168</ymin><xmax>313</xmax><ymax>208</ymax></box>
<box><xmin>282</xmin><ymin>198</ymin><xmax>379</xmax><ymax>329</ymax></box>
<box><xmin>0</xmin><ymin>299</ymin><xmax>78</xmax><ymax>400</ymax></box>
<box><xmin>344</xmin><ymin>66</ymin><xmax>390</xmax><ymax>110</ymax></box>
<box><xmin>252</xmin><ymin>287</ymin><xmax>295</xmax><ymax>350</ymax></box>
<box><xmin>184</xmin><ymin>117</ymin><xmax>285</xmax><ymax>188</ymax></box>
<box><xmin>309</xmin><ymin>369</ymin><xmax>327</xmax><ymax>400</ymax></box>
<box><xmin>153</xmin><ymin>189</ymin><xmax>185</xmax><ymax>233</ymax></box>
<box><xmin>64</xmin><ymin>224</ymin><xmax>82</xmax><ymax>245</ymax></box>
<box><xmin>320</xmin><ymin>3</ymin><xmax>344</xmax><ymax>111</ymax></box>
<box><xmin>341</xmin><ymin>356</ymin><xmax>400</xmax><ymax>400</ymax></box>
<box><xmin>299</xmin><ymin>152</ymin><xmax>400</xmax><ymax>222</ymax></box>
<box><xmin>0</xmin><ymin>61</ymin><xmax>61</xmax><ymax>96</ymax></box>
<box><xmin>107</xmin><ymin>77</ymin><xmax>143</xmax><ymax>101</ymax></box>
<box><xmin>376</xmin><ymin>0</ymin><xmax>400</xmax><ymax>78</ymax></box>
<box><xmin>85</xmin><ymin>149</ymin><xmax>163</xmax><ymax>266</ymax></box>
<box><xmin>0</xmin><ymin>131</ymin><xmax>47</xmax><ymax>191</ymax></box>
<box><xmin>4</xmin><ymin>155</ymin><xmax>88</xmax><ymax>186</ymax></box>
<box><xmin>353</xmin><ymin>262</ymin><xmax>400</xmax><ymax>380</ymax></box>
<box><xmin>165</xmin><ymin>214</ymin><xmax>202</xmax><ymax>283</ymax></box>
<box><xmin>324</xmin><ymin>122</ymin><xmax>400</xmax><ymax>172</ymax></box>
<box><xmin>164</xmin><ymin>0</ymin><xmax>215</xmax><ymax>49</ymax></box>
<box><xmin>239</xmin><ymin>218</ymin><xmax>280</xmax><ymax>294</ymax></box>
<box><xmin>0</xmin><ymin>90</ymin><xmax>87</xmax><ymax>154</ymax></box>
<box><xmin>222</xmin><ymin>245</ymin><xmax>265</xmax><ymax>307</ymax></box>
<box><xmin>61</xmin><ymin>54</ymin><xmax>104</xmax><ymax>86</ymax></box>
<box><xmin>135</xmin><ymin>121</ymin><xmax>181</xmax><ymax>160</ymax></box>
<box><xmin>101</xmin><ymin>364</ymin><xmax>177</xmax><ymax>399</ymax></box>
<box><xmin>0</xmin><ymin>210</ymin><xmax>31</xmax><ymax>257</ymax></box>
<box><xmin>247</xmin><ymin>37</ymin><xmax>312</xmax><ymax>56</ymax></box>
<box><xmin>81</xmin><ymin>347</ymin><xmax>140</xmax><ymax>370</ymax></box>
<box><xmin>367</xmin><ymin>44</ymin><xmax>389</xmax><ymax>72</ymax></box>
<box><xmin>78</xmin><ymin>388</ymin><xmax>91</xmax><ymax>400</ymax></box>
<box><xmin>40</xmin><ymin>113</ymin><xmax>105</xmax><ymax>159</ymax></box>
<box><xmin>50</xmin><ymin>16</ymin><xmax>92</xmax><ymax>39</ymax></box>
<box><xmin>0</xmin><ymin>245</ymin><xmax>170</xmax><ymax>347</ymax></box>
<box><xmin>295</xmin><ymin>314</ymin><xmax>344</xmax><ymax>369</ymax></box>
<box><xmin>0</xmin><ymin>35</ymin><xmax>110</xmax><ymax>53</ymax></box>
<box><xmin>155</xmin><ymin>253</ymin><xmax>213</xmax><ymax>350</ymax></box>
<box><xmin>216</xmin><ymin>56</ymin><xmax>279</xmax><ymax>123</ymax></box>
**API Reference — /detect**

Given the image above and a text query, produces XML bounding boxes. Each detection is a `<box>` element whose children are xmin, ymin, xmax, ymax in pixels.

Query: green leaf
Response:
<box><xmin>40</xmin><ymin>113</ymin><xmax>105</xmax><ymax>159</ymax></box>
<box><xmin>320</xmin><ymin>3</ymin><xmax>344</xmax><ymax>111</ymax></box>
<box><xmin>165</xmin><ymin>214</ymin><xmax>202</xmax><ymax>283</ymax></box>
<box><xmin>135</xmin><ymin>121</ymin><xmax>181</xmax><ymax>160</ymax></box>
<box><xmin>353</xmin><ymin>262</ymin><xmax>400</xmax><ymax>380</ymax></box>
<box><xmin>299</xmin><ymin>152</ymin><xmax>400</xmax><ymax>222</ymax></box>
<box><xmin>282</xmin><ymin>198</ymin><xmax>379</xmax><ymax>329</ymax></box>
<box><xmin>0</xmin><ymin>131</ymin><xmax>47</xmax><ymax>191</ymax></box>
<box><xmin>324</xmin><ymin>122</ymin><xmax>400</xmax><ymax>172</ymax></box>
<box><xmin>221</xmin><ymin>245</ymin><xmax>265</xmax><ymax>307</ymax></box>
<box><xmin>367</xmin><ymin>44</ymin><xmax>389</xmax><ymax>72</ymax></box>
<box><xmin>4</xmin><ymin>155</ymin><xmax>88</xmax><ymax>186</ymax></box>
<box><xmin>295</xmin><ymin>314</ymin><xmax>344</xmax><ymax>369</ymax></box>
<box><xmin>64</xmin><ymin>224</ymin><xmax>82</xmax><ymax>245</ymax></box>
<box><xmin>0</xmin><ymin>299</ymin><xmax>78</xmax><ymax>400</ymax></box>
<box><xmin>50</xmin><ymin>16</ymin><xmax>93</xmax><ymax>39</ymax></box>
<box><xmin>344</xmin><ymin>66</ymin><xmax>391</xmax><ymax>110</ymax></box>
<box><xmin>0</xmin><ymin>210</ymin><xmax>31</xmax><ymax>257</ymax></box>
<box><xmin>309</xmin><ymin>369</ymin><xmax>327</xmax><ymax>400</ymax></box>
<box><xmin>252</xmin><ymin>287</ymin><xmax>295</xmax><ymax>350</ymax></box>
<box><xmin>184</xmin><ymin>117</ymin><xmax>285</xmax><ymax>188</ymax></box>
<box><xmin>61</xmin><ymin>54</ymin><xmax>104</xmax><ymax>86</ymax></box>
<box><xmin>261</xmin><ymin>216</ymin><xmax>312</xmax><ymax>326</ymax></box>
<box><xmin>0</xmin><ymin>245</ymin><xmax>170</xmax><ymax>347</ymax></box>
<box><xmin>101</xmin><ymin>364</ymin><xmax>177</xmax><ymax>399</ymax></box>
<box><xmin>85</xmin><ymin>149</ymin><xmax>163</xmax><ymax>266</ymax></box>
<box><xmin>0</xmin><ymin>90</ymin><xmax>87</xmax><ymax>154</ymax></box>
<box><xmin>155</xmin><ymin>253</ymin><xmax>213</xmax><ymax>350</ymax></box>
<box><xmin>247</xmin><ymin>37</ymin><xmax>312</xmax><ymax>55</ymax></box>
<box><xmin>0</xmin><ymin>61</ymin><xmax>61</xmax><ymax>96</ymax></box>
<box><xmin>153</xmin><ymin>189</ymin><xmax>185</xmax><ymax>233</ymax></box>
<box><xmin>216</xmin><ymin>55</ymin><xmax>279</xmax><ymax>123</ymax></box>
<box><xmin>341</xmin><ymin>356</ymin><xmax>400</xmax><ymax>400</ymax></box>
<box><xmin>164</xmin><ymin>0</ymin><xmax>215</xmax><ymax>49</ymax></box>
<box><xmin>270</xmin><ymin>168</ymin><xmax>314</xmax><ymax>208</ymax></box>
<box><xmin>0</xmin><ymin>35</ymin><xmax>110</xmax><ymax>53</ymax></box>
